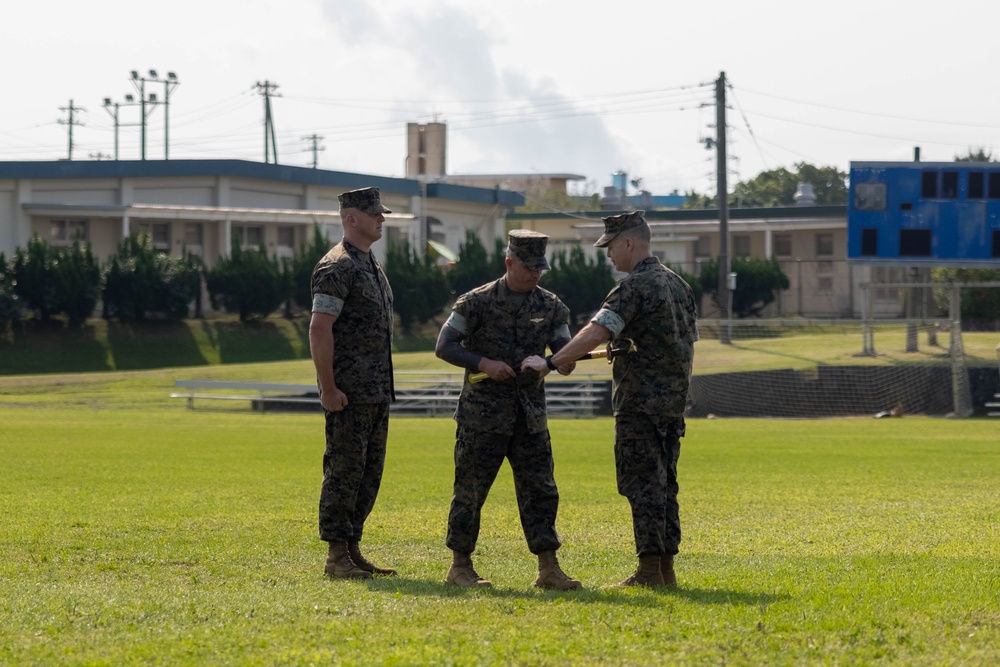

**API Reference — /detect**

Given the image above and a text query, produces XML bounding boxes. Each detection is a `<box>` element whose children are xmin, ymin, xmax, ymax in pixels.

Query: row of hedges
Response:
<box><xmin>5</xmin><ymin>227</ymin><xmax>792</xmax><ymax>332</ymax></box>
<box><xmin>0</xmin><ymin>228</ymin><xmax>334</xmax><ymax>328</ymax></box>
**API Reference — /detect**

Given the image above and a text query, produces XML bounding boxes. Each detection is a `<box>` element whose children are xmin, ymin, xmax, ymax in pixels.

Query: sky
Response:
<box><xmin>3</xmin><ymin>0</ymin><xmax>1000</xmax><ymax>201</ymax></box>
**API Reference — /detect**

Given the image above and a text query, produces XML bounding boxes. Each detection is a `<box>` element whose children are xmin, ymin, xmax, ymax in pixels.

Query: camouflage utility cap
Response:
<box><xmin>338</xmin><ymin>187</ymin><xmax>392</xmax><ymax>215</ymax></box>
<box><xmin>508</xmin><ymin>229</ymin><xmax>550</xmax><ymax>270</ymax></box>
<box><xmin>595</xmin><ymin>210</ymin><xmax>646</xmax><ymax>247</ymax></box>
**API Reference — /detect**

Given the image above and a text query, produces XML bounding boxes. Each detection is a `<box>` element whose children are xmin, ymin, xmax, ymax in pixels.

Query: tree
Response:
<box><xmin>540</xmin><ymin>245</ymin><xmax>615</xmax><ymax>327</ymax></box>
<box><xmin>733</xmin><ymin>163</ymin><xmax>848</xmax><ymax>207</ymax></box>
<box><xmin>954</xmin><ymin>147</ymin><xmax>996</xmax><ymax>162</ymax></box>
<box><xmin>205</xmin><ymin>239</ymin><xmax>284</xmax><ymax>321</ymax></box>
<box><xmin>447</xmin><ymin>230</ymin><xmax>506</xmax><ymax>297</ymax></box>
<box><xmin>699</xmin><ymin>256</ymin><xmax>789</xmax><ymax>318</ymax></box>
<box><xmin>931</xmin><ymin>268</ymin><xmax>1000</xmax><ymax>321</ymax></box>
<box><xmin>290</xmin><ymin>225</ymin><xmax>332</xmax><ymax>311</ymax></box>
<box><xmin>384</xmin><ymin>241</ymin><xmax>451</xmax><ymax>333</ymax></box>
<box><xmin>103</xmin><ymin>233</ymin><xmax>200</xmax><ymax>322</ymax></box>
<box><xmin>12</xmin><ymin>236</ymin><xmax>59</xmax><ymax>321</ymax></box>
<box><xmin>0</xmin><ymin>252</ymin><xmax>20</xmax><ymax>328</ymax></box>
<box><xmin>682</xmin><ymin>189</ymin><xmax>715</xmax><ymax>209</ymax></box>
<box><xmin>53</xmin><ymin>240</ymin><xmax>101</xmax><ymax>327</ymax></box>
<box><xmin>684</xmin><ymin>162</ymin><xmax>848</xmax><ymax>209</ymax></box>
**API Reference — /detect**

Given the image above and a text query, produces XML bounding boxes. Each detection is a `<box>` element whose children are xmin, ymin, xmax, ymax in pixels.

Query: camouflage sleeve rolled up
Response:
<box><xmin>595</xmin><ymin>257</ymin><xmax>697</xmax><ymax>418</ymax></box>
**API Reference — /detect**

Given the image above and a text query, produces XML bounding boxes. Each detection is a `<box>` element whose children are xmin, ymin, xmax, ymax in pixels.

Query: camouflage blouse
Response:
<box><xmin>310</xmin><ymin>240</ymin><xmax>394</xmax><ymax>403</ymax></box>
<box><xmin>593</xmin><ymin>257</ymin><xmax>698</xmax><ymax>418</ymax></box>
<box><xmin>452</xmin><ymin>277</ymin><xmax>571</xmax><ymax>435</ymax></box>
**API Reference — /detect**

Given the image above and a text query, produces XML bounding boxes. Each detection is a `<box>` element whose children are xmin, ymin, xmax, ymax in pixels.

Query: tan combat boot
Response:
<box><xmin>615</xmin><ymin>554</ymin><xmax>665</xmax><ymax>587</ymax></box>
<box><xmin>324</xmin><ymin>542</ymin><xmax>372</xmax><ymax>579</ymax></box>
<box><xmin>534</xmin><ymin>550</ymin><xmax>583</xmax><ymax>590</ymax></box>
<box><xmin>661</xmin><ymin>554</ymin><xmax>677</xmax><ymax>587</ymax></box>
<box><xmin>445</xmin><ymin>550</ymin><xmax>492</xmax><ymax>587</ymax></box>
<box><xmin>348</xmin><ymin>541</ymin><xmax>398</xmax><ymax>577</ymax></box>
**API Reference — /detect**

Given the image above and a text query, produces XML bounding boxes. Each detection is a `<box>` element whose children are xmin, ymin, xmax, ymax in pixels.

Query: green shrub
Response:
<box><xmin>12</xmin><ymin>235</ymin><xmax>59</xmax><ymax>321</ymax></box>
<box><xmin>384</xmin><ymin>240</ymin><xmax>451</xmax><ymax>333</ymax></box>
<box><xmin>447</xmin><ymin>230</ymin><xmax>506</xmax><ymax>297</ymax></box>
<box><xmin>205</xmin><ymin>240</ymin><xmax>284</xmax><ymax>321</ymax></box>
<box><xmin>541</xmin><ymin>245</ymin><xmax>615</xmax><ymax>326</ymax></box>
<box><xmin>0</xmin><ymin>252</ymin><xmax>21</xmax><ymax>327</ymax></box>
<box><xmin>53</xmin><ymin>240</ymin><xmax>101</xmax><ymax>327</ymax></box>
<box><xmin>103</xmin><ymin>233</ymin><xmax>200</xmax><ymax>321</ymax></box>
<box><xmin>290</xmin><ymin>225</ymin><xmax>333</xmax><ymax>311</ymax></box>
<box><xmin>699</xmin><ymin>255</ymin><xmax>789</xmax><ymax>317</ymax></box>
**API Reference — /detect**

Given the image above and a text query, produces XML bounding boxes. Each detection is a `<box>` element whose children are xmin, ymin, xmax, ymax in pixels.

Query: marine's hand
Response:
<box><xmin>520</xmin><ymin>355</ymin><xmax>547</xmax><ymax>373</ymax></box>
<box><xmin>478</xmin><ymin>358</ymin><xmax>516</xmax><ymax>382</ymax></box>
<box><xmin>320</xmin><ymin>386</ymin><xmax>349</xmax><ymax>412</ymax></box>
<box><xmin>556</xmin><ymin>360</ymin><xmax>576</xmax><ymax>376</ymax></box>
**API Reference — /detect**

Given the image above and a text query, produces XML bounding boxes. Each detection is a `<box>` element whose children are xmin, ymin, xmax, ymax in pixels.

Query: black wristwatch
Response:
<box><xmin>545</xmin><ymin>355</ymin><xmax>558</xmax><ymax>371</ymax></box>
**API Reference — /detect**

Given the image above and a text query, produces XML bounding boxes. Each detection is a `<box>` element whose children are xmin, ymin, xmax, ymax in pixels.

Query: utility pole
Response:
<box><xmin>102</xmin><ymin>94</ymin><xmax>140</xmax><ymax>160</ymax></box>
<box><xmin>158</xmin><ymin>72</ymin><xmax>179</xmax><ymax>159</ymax></box>
<box><xmin>302</xmin><ymin>134</ymin><xmax>325</xmax><ymax>168</ymax></box>
<box><xmin>130</xmin><ymin>70</ymin><xmax>162</xmax><ymax>160</ymax></box>
<box><xmin>715</xmin><ymin>71</ymin><xmax>731</xmax><ymax>344</ymax></box>
<box><xmin>255</xmin><ymin>81</ymin><xmax>280</xmax><ymax>163</ymax></box>
<box><xmin>58</xmin><ymin>99</ymin><xmax>85</xmax><ymax>160</ymax></box>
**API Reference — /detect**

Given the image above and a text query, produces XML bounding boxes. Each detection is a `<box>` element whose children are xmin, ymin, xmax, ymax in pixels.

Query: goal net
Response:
<box><xmin>687</xmin><ymin>314</ymin><xmax>996</xmax><ymax>419</ymax></box>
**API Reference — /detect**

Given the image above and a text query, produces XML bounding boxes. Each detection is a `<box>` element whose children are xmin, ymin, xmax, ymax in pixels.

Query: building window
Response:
<box><xmin>50</xmin><ymin>219</ymin><xmax>88</xmax><ymax>246</ymax></box>
<box><xmin>732</xmin><ymin>234</ymin><xmax>751</xmax><ymax>257</ymax></box>
<box><xmin>941</xmin><ymin>171</ymin><xmax>959</xmax><ymax>198</ymax></box>
<box><xmin>989</xmin><ymin>173</ymin><xmax>1000</xmax><ymax>199</ymax></box>
<box><xmin>815</xmin><ymin>233</ymin><xmax>833</xmax><ymax>257</ymax></box>
<box><xmin>135</xmin><ymin>222</ymin><xmax>171</xmax><ymax>254</ymax></box>
<box><xmin>899</xmin><ymin>229</ymin><xmax>932</xmax><ymax>256</ymax></box>
<box><xmin>817</xmin><ymin>276</ymin><xmax>834</xmax><ymax>294</ymax></box>
<box><xmin>774</xmin><ymin>234</ymin><xmax>792</xmax><ymax>257</ymax></box>
<box><xmin>184</xmin><ymin>223</ymin><xmax>203</xmax><ymax>257</ymax></box>
<box><xmin>233</xmin><ymin>224</ymin><xmax>263</xmax><ymax>248</ymax></box>
<box><xmin>695</xmin><ymin>235</ymin><xmax>712</xmax><ymax>258</ymax></box>
<box><xmin>277</xmin><ymin>226</ymin><xmax>295</xmax><ymax>250</ymax></box>
<box><xmin>922</xmin><ymin>171</ymin><xmax>938</xmax><ymax>198</ymax></box>
<box><xmin>276</xmin><ymin>226</ymin><xmax>296</xmax><ymax>260</ymax></box>
<box><xmin>968</xmin><ymin>172</ymin><xmax>985</xmax><ymax>199</ymax></box>
<box><xmin>854</xmin><ymin>182</ymin><xmax>886</xmax><ymax>210</ymax></box>
<box><xmin>861</xmin><ymin>228</ymin><xmax>878</xmax><ymax>256</ymax></box>
<box><xmin>873</xmin><ymin>266</ymin><xmax>903</xmax><ymax>302</ymax></box>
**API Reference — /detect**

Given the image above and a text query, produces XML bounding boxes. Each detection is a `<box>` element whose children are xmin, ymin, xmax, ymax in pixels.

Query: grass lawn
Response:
<box><xmin>1</xmin><ymin>370</ymin><xmax>998</xmax><ymax>665</ymax></box>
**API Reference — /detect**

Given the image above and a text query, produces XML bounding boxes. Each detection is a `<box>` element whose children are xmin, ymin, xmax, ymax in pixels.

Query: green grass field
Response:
<box><xmin>2</xmin><ymin>315</ymin><xmax>998</xmax><ymax>376</ymax></box>
<box><xmin>1</xmin><ymin>362</ymin><xmax>998</xmax><ymax>665</ymax></box>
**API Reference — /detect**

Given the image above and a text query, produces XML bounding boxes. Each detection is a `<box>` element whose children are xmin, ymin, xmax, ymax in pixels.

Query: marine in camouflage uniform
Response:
<box><xmin>309</xmin><ymin>186</ymin><xmax>397</xmax><ymax>580</ymax></box>
<box><xmin>435</xmin><ymin>230</ymin><xmax>582</xmax><ymax>590</ymax></box>
<box><xmin>521</xmin><ymin>211</ymin><xmax>698</xmax><ymax>587</ymax></box>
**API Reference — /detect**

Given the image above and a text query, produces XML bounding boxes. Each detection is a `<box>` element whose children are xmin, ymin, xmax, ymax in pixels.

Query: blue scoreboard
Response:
<box><xmin>848</xmin><ymin>161</ymin><xmax>1000</xmax><ymax>267</ymax></box>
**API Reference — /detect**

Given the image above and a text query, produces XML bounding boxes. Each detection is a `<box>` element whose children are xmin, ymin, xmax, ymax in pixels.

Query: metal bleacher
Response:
<box><xmin>172</xmin><ymin>372</ymin><xmax>608</xmax><ymax>418</ymax></box>
<box><xmin>987</xmin><ymin>343</ymin><xmax>1000</xmax><ymax>418</ymax></box>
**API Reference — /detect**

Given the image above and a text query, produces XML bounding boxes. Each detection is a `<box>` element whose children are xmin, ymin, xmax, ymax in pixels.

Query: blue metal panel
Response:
<box><xmin>848</xmin><ymin>161</ymin><xmax>1000</xmax><ymax>267</ymax></box>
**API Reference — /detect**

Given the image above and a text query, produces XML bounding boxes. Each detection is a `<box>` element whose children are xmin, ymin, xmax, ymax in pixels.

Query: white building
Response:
<box><xmin>0</xmin><ymin>159</ymin><xmax>524</xmax><ymax>268</ymax></box>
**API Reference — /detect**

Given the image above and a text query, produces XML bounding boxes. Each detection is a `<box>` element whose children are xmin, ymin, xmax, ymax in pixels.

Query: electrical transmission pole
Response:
<box><xmin>302</xmin><ymin>134</ymin><xmax>325</xmax><ymax>168</ymax></box>
<box><xmin>255</xmin><ymin>81</ymin><xmax>280</xmax><ymax>163</ymax></box>
<box><xmin>58</xmin><ymin>100</ymin><xmax>85</xmax><ymax>161</ymax></box>
<box><xmin>715</xmin><ymin>71</ymin><xmax>731</xmax><ymax>344</ymax></box>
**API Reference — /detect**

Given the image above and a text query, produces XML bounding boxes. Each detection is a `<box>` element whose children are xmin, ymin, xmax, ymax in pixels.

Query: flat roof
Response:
<box><xmin>0</xmin><ymin>159</ymin><xmax>524</xmax><ymax>207</ymax></box>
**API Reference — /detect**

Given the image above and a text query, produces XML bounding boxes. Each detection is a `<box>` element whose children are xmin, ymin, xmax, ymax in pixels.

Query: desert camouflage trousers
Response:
<box><xmin>446</xmin><ymin>409</ymin><xmax>562</xmax><ymax>555</ymax></box>
<box><xmin>614</xmin><ymin>413</ymin><xmax>684</xmax><ymax>556</ymax></box>
<box><xmin>318</xmin><ymin>402</ymin><xmax>389</xmax><ymax>543</ymax></box>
